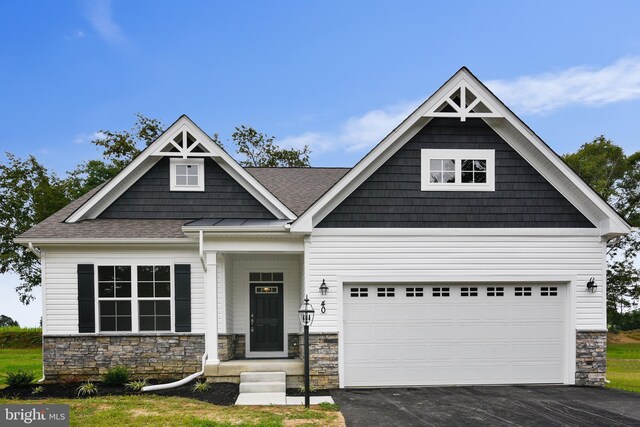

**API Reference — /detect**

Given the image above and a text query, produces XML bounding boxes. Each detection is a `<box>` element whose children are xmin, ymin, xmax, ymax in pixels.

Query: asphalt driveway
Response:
<box><xmin>331</xmin><ymin>386</ymin><xmax>640</xmax><ymax>426</ymax></box>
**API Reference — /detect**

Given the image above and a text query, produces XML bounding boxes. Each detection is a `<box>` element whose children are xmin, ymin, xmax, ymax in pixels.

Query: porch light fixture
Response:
<box><xmin>319</xmin><ymin>279</ymin><xmax>329</xmax><ymax>296</ymax></box>
<box><xmin>298</xmin><ymin>295</ymin><xmax>315</xmax><ymax>408</ymax></box>
<box><xmin>586</xmin><ymin>277</ymin><xmax>597</xmax><ymax>293</ymax></box>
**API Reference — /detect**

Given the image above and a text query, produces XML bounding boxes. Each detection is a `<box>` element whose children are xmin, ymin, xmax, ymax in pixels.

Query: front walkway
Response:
<box><xmin>332</xmin><ymin>386</ymin><xmax>640</xmax><ymax>426</ymax></box>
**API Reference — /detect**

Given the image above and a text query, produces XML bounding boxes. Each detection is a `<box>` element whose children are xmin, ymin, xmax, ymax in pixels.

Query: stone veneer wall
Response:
<box><xmin>233</xmin><ymin>334</ymin><xmax>246</xmax><ymax>359</ymax></box>
<box><xmin>575</xmin><ymin>330</ymin><xmax>607</xmax><ymax>386</ymax></box>
<box><xmin>288</xmin><ymin>333</ymin><xmax>300</xmax><ymax>358</ymax></box>
<box><xmin>298</xmin><ymin>333</ymin><xmax>339</xmax><ymax>389</ymax></box>
<box><xmin>43</xmin><ymin>334</ymin><xmax>205</xmax><ymax>382</ymax></box>
<box><xmin>218</xmin><ymin>334</ymin><xmax>234</xmax><ymax>362</ymax></box>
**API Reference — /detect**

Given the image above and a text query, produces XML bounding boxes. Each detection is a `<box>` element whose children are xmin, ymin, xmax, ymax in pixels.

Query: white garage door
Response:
<box><xmin>343</xmin><ymin>284</ymin><xmax>565</xmax><ymax>387</ymax></box>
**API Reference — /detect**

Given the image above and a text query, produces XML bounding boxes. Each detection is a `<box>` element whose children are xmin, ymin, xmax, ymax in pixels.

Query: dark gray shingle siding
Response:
<box><xmin>318</xmin><ymin>118</ymin><xmax>595</xmax><ymax>228</ymax></box>
<box><xmin>99</xmin><ymin>157</ymin><xmax>276</xmax><ymax>219</ymax></box>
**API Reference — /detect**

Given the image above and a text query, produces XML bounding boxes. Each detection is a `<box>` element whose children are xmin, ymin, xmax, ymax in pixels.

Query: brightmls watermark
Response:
<box><xmin>1</xmin><ymin>405</ymin><xmax>69</xmax><ymax>426</ymax></box>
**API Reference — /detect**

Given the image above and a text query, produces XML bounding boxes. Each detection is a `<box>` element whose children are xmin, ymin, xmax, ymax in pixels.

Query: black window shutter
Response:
<box><xmin>174</xmin><ymin>264</ymin><xmax>191</xmax><ymax>332</ymax></box>
<box><xmin>77</xmin><ymin>264</ymin><xmax>95</xmax><ymax>333</ymax></box>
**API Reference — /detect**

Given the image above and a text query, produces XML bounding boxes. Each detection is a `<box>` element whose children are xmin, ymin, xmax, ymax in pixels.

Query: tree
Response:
<box><xmin>563</xmin><ymin>136</ymin><xmax>640</xmax><ymax>329</ymax></box>
<box><xmin>0</xmin><ymin>154</ymin><xmax>74</xmax><ymax>304</ymax></box>
<box><xmin>66</xmin><ymin>113</ymin><xmax>165</xmax><ymax>198</ymax></box>
<box><xmin>0</xmin><ymin>315</ymin><xmax>19</xmax><ymax>327</ymax></box>
<box><xmin>231</xmin><ymin>125</ymin><xmax>310</xmax><ymax>167</ymax></box>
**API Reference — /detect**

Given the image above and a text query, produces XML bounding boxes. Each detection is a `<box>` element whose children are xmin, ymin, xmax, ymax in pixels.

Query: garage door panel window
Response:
<box><xmin>433</xmin><ymin>287</ymin><xmax>450</xmax><ymax>297</ymax></box>
<box><xmin>350</xmin><ymin>287</ymin><xmax>368</xmax><ymax>297</ymax></box>
<box><xmin>515</xmin><ymin>286</ymin><xmax>532</xmax><ymax>296</ymax></box>
<box><xmin>541</xmin><ymin>286</ymin><xmax>558</xmax><ymax>296</ymax></box>
<box><xmin>461</xmin><ymin>287</ymin><xmax>478</xmax><ymax>297</ymax></box>
<box><xmin>406</xmin><ymin>287</ymin><xmax>424</xmax><ymax>297</ymax></box>
<box><xmin>487</xmin><ymin>287</ymin><xmax>504</xmax><ymax>297</ymax></box>
<box><xmin>378</xmin><ymin>287</ymin><xmax>395</xmax><ymax>297</ymax></box>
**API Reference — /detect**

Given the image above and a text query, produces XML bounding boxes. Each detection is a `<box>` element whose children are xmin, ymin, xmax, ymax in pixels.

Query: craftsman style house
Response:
<box><xmin>16</xmin><ymin>68</ymin><xmax>630</xmax><ymax>388</ymax></box>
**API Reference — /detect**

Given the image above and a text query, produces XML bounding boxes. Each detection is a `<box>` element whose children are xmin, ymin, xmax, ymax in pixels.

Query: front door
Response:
<box><xmin>249</xmin><ymin>273</ymin><xmax>284</xmax><ymax>352</ymax></box>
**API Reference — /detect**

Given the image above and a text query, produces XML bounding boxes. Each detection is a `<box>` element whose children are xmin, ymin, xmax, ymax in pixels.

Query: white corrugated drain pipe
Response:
<box><xmin>142</xmin><ymin>352</ymin><xmax>208</xmax><ymax>392</ymax></box>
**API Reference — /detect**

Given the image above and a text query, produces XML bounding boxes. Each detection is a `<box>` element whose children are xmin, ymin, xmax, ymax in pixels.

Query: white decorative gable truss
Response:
<box><xmin>66</xmin><ymin>115</ymin><xmax>296</xmax><ymax>223</ymax></box>
<box><xmin>290</xmin><ymin>67</ymin><xmax>632</xmax><ymax>238</ymax></box>
<box><xmin>424</xmin><ymin>80</ymin><xmax>501</xmax><ymax>122</ymax></box>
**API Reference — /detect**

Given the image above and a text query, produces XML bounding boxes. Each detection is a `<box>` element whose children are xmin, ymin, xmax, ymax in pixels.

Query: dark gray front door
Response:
<box><xmin>250</xmin><ymin>281</ymin><xmax>284</xmax><ymax>352</ymax></box>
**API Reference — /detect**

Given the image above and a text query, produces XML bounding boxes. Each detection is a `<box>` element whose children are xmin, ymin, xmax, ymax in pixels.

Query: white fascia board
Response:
<box><xmin>291</xmin><ymin>68</ymin><xmax>631</xmax><ymax>236</ymax></box>
<box><xmin>66</xmin><ymin>116</ymin><xmax>296</xmax><ymax>222</ymax></box>
<box><xmin>14</xmin><ymin>238</ymin><xmax>196</xmax><ymax>246</ymax></box>
<box><xmin>310</xmin><ymin>228</ymin><xmax>602</xmax><ymax>237</ymax></box>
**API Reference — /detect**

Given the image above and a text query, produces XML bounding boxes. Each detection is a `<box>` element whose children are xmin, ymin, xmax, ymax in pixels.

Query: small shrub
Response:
<box><xmin>4</xmin><ymin>370</ymin><xmax>37</xmax><ymax>387</ymax></box>
<box><xmin>125</xmin><ymin>379</ymin><xmax>149</xmax><ymax>392</ymax></box>
<box><xmin>191</xmin><ymin>380</ymin><xmax>209</xmax><ymax>393</ymax></box>
<box><xmin>31</xmin><ymin>386</ymin><xmax>44</xmax><ymax>395</ymax></box>
<box><xmin>319</xmin><ymin>402</ymin><xmax>339</xmax><ymax>411</ymax></box>
<box><xmin>298</xmin><ymin>384</ymin><xmax>317</xmax><ymax>394</ymax></box>
<box><xmin>76</xmin><ymin>381</ymin><xmax>99</xmax><ymax>397</ymax></box>
<box><xmin>102</xmin><ymin>366</ymin><xmax>130</xmax><ymax>386</ymax></box>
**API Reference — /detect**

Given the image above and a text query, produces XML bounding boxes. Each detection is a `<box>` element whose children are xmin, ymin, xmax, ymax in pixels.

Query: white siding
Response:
<box><xmin>305</xmin><ymin>232</ymin><xmax>606</xmax><ymax>332</ymax></box>
<box><xmin>41</xmin><ymin>245</ymin><xmax>204</xmax><ymax>335</ymax></box>
<box><xmin>224</xmin><ymin>256</ymin><xmax>234</xmax><ymax>333</ymax></box>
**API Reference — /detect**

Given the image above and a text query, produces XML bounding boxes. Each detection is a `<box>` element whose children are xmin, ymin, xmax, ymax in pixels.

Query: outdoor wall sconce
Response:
<box><xmin>319</xmin><ymin>279</ymin><xmax>328</xmax><ymax>296</ymax></box>
<box><xmin>321</xmin><ymin>301</ymin><xmax>326</xmax><ymax>314</ymax></box>
<box><xmin>586</xmin><ymin>277</ymin><xmax>597</xmax><ymax>293</ymax></box>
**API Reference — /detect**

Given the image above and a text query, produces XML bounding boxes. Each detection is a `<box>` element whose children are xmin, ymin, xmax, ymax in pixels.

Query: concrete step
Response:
<box><xmin>240</xmin><ymin>371</ymin><xmax>286</xmax><ymax>383</ymax></box>
<box><xmin>236</xmin><ymin>392</ymin><xmax>287</xmax><ymax>406</ymax></box>
<box><xmin>239</xmin><ymin>381</ymin><xmax>286</xmax><ymax>394</ymax></box>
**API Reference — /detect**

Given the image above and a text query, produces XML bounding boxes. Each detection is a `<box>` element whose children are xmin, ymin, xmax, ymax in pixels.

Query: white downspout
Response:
<box><xmin>27</xmin><ymin>242</ymin><xmax>41</xmax><ymax>259</ymax></box>
<box><xmin>199</xmin><ymin>230</ymin><xmax>207</xmax><ymax>272</ymax></box>
<box><xmin>142</xmin><ymin>352</ymin><xmax>208</xmax><ymax>392</ymax></box>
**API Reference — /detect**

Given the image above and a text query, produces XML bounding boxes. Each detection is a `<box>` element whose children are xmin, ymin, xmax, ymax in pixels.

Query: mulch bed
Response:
<box><xmin>1</xmin><ymin>381</ymin><xmax>239</xmax><ymax>406</ymax></box>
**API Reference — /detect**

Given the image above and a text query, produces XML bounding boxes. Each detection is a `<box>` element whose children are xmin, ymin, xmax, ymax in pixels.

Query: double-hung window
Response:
<box><xmin>98</xmin><ymin>266</ymin><xmax>132</xmax><ymax>332</ymax></box>
<box><xmin>421</xmin><ymin>149</ymin><xmax>495</xmax><ymax>191</ymax></box>
<box><xmin>138</xmin><ymin>266</ymin><xmax>172</xmax><ymax>331</ymax></box>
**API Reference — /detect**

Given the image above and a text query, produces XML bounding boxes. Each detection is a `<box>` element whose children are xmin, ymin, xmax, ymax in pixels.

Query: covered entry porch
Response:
<box><xmin>185</xmin><ymin>221</ymin><xmax>306</xmax><ymax>383</ymax></box>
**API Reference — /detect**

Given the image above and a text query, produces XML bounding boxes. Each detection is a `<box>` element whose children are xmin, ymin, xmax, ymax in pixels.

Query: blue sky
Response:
<box><xmin>1</xmin><ymin>0</ymin><xmax>640</xmax><ymax>325</ymax></box>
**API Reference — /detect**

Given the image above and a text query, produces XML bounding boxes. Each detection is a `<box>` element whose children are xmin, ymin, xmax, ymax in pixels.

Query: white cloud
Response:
<box><xmin>73</xmin><ymin>131</ymin><xmax>107</xmax><ymax>145</ymax></box>
<box><xmin>279</xmin><ymin>101</ymin><xmax>420</xmax><ymax>154</ymax></box>
<box><xmin>84</xmin><ymin>0</ymin><xmax>127</xmax><ymax>45</ymax></box>
<box><xmin>486</xmin><ymin>57</ymin><xmax>640</xmax><ymax>114</ymax></box>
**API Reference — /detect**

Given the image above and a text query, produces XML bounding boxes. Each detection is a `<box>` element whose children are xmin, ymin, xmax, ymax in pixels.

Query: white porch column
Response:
<box><xmin>205</xmin><ymin>251</ymin><xmax>219</xmax><ymax>365</ymax></box>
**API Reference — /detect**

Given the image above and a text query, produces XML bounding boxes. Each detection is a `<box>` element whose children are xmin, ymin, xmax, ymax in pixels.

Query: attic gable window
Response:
<box><xmin>170</xmin><ymin>158</ymin><xmax>204</xmax><ymax>191</ymax></box>
<box><xmin>421</xmin><ymin>149</ymin><xmax>495</xmax><ymax>191</ymax></box>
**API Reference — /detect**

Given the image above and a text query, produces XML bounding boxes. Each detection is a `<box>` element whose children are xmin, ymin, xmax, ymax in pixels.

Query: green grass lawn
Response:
<box><xmin>0</xmin><ymin>347</ymin><xmax>41</xmax><ymax>385</ymax></box>
<box><xmin>606</xmin><ymin>342</ymin><xmax>640</xmax><ymax>393</ymax></box>
<box><xmin>0</xmin><ymin>395</ymin><xmax>343</xmax><ymax>427</ymax></box>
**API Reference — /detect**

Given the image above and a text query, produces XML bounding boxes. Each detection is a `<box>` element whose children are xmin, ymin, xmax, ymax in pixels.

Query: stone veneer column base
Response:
<box><xmin>575</xmin><ymin>330</ymin><xmax>607</xmax><ymax>386</ymax></box>
<box><xmin>43</xmin><ymin>334</ymin><xmax>205</xmax><ymax>382</ymax></box>
<box><xmin>298</xmin><ymin>333</ymin><xmax>339</xmax><ymax>389</ymax></box>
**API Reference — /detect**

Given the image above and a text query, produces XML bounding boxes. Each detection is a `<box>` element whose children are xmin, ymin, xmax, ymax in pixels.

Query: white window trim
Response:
<box><xmin>421</xmin><ymin>149</ymin><xmax>495</xmax><ymax>191</ymax></box>
<box><xmin>95</xmin><ymin>263</ymin><xmax>175</xmax><ymax>334</ymax></box>
<box><xmin>170</xmin><ymin>158</ymin><xmax>205</xmax><ymax>192</ymax></box>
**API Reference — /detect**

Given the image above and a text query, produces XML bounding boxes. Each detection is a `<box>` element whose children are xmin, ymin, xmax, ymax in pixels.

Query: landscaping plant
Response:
<box><xmin>4</xmin><ymin>369</ymin><xmax>36</xmax><ymax>387</ymax></box>
<box><xmin>76</xmin><ymin>381</ymin><xmax>99</xmax><ymax>398</ymax></box>
<box><xmin>102</xmin><ymin>366</ymin><xmax>130</xmax><ymax>386</ymax></box>
<box><xmin>191</xmin><ymin>380</ymin><xmax>209</xmax><ymax>393</ymax></box>
<box><xmin>125</xmin><ymin>379</ymin><xmax>148</xmax><ymax>392</ymax></box>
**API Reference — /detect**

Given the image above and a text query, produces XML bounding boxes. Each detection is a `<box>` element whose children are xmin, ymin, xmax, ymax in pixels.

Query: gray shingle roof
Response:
<box><xmin>245</xmin><ymin>167</ymin><xmax>349</xmax><ymax>216</ymax></box>
<box><xmin>16</xmin><ymin>167</ymin><xmax>350</xmax><ymax>241</ymax></box>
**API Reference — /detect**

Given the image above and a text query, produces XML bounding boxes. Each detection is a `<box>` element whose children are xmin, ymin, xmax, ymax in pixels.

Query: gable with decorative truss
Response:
<box><xmin>424</xmin><ymin>80</ymin><xmax>501</xmax><ymax>122</ymax></box>
<box><xmin>66</xmin><ymin>115</ymin><xmax>296</xmax><ymax>222</ymax></box>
